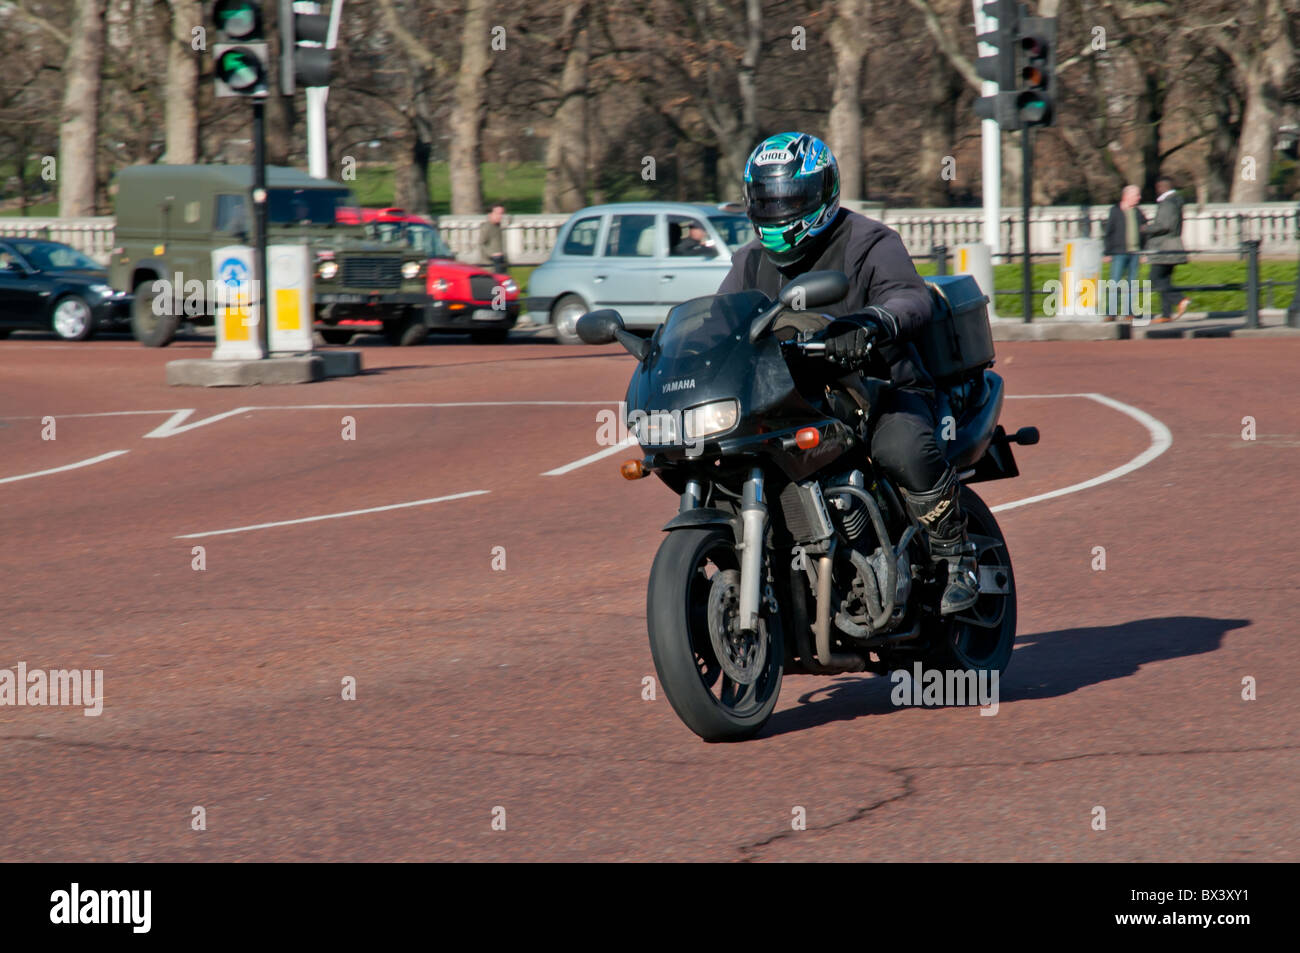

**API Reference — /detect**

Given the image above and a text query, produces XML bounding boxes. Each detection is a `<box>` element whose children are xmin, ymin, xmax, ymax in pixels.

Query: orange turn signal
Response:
<box><xmin>794</xmin><ymin>427</ymin><xmax>820</xmax><ymax>450</ymax></box>
<box><xmin>621</xmin><ymin>459</ymin><xmax>647</xmax><ymax>480</ymax></box>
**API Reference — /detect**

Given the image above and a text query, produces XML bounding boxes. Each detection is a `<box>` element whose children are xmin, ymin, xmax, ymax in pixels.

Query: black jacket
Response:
<box><xmin>717</xmin><ymin>209</ymin><xmax>935</xmax><ymax>390</ymax></box>
<box><xmin>1102</xmin><ymin>204</ymin><xmax>1146</xmax><ymax>256</ymax></box>
<box><xmin>1141</xmin><ymin>192</ymin><xmax>1189</xmax><ymax>265</ymax></box>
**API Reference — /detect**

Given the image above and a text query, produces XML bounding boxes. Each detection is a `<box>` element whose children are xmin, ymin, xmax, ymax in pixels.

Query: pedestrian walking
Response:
<box><xmin>1142</xmin><ymin>178</ymin><xmax>1191</xmax><ymax>323</ymax></box>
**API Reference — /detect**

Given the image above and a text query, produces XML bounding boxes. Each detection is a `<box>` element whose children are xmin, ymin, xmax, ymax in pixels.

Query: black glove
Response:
<box><xmin>823</xmin><ymin>307</ymin><xmax>898</xmax><ymax>367</ymax></box>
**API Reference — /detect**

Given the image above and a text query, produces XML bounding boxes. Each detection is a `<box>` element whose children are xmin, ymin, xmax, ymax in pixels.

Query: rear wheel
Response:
<box><xmin>647</xmin><ymin>526</ymin><xmax>783</xmax><ymax>742</ymax></box>
<box><xmin>919</xmin><ymin>487</ymin><xmax>1016</xmax><ymax>675</ymax></box>
<box><xmin>130</xmin><ymin>280</ymin><xmax>178</xmax><ymax>347</ymax></box>
<box><xmin>550</xmin><ymin>294</ymin><xmax>587</xmax><ymax>346</ymax></box>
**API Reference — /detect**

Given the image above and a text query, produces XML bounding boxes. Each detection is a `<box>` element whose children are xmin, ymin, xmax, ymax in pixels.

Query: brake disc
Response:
<box><xmin>706</xmin><ymin>569</ymin><xmax>768</xmax><ymax>685</ymax></box>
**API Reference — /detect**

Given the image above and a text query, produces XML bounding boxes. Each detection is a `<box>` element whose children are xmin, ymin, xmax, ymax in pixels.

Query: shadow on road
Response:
<box><xmin>762</xmin><ymin>615</ymin><xmax>1251</xmax><ymax>738</ymax></box>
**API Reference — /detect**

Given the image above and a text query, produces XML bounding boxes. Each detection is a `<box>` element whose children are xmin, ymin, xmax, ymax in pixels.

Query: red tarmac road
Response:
<box><xmin>0</xmin><ymin>332</ymin><xmax>1296</xmax><ymax>861</ymax></box>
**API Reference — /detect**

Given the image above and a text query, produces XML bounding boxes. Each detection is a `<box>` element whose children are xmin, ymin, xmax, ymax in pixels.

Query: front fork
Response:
<box><xmin>678</xmin><ymin>469</ymin><xmax>768</xmax><ymax>632</ymax></box>
<box><xmin>738</xmin><ymin>468</ymin><xmax>768</xmax><ymax>632</ymax></box>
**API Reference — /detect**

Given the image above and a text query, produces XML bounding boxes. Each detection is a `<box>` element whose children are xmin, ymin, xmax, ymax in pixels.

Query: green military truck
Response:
<box><xmin>109</xmin><ymin>164</ymin><xmax>427</xmax><ymax>346</ymax></box>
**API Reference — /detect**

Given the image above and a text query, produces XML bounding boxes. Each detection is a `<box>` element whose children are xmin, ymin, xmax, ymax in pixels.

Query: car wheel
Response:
<box><xmin>470</xmin><ymin>329</ymin><xmax>509</xmax><ymax>345</ymax></box>
<box><xmin>130</xmin><ymin>280</ymin><xmax>179</xmax><ymax>347</ymax></box>
<box><xmin>550</xmin><ymin>294</ymin><xmax>588</xmax><ymax>346</ymax></box>
<box><xmin>320</xmin><ymin>329</ymin><xmax>355</xmax><ymax>345</ymax></box>
<box><xmin>51</xmin><ymin>295</ymin><xmax>95</xmax><ymax>341</ymax></box>
<box><xmin>0</xmin><ymin>329</ymin><xmax>11</xmax><ymax>339</ymax></box>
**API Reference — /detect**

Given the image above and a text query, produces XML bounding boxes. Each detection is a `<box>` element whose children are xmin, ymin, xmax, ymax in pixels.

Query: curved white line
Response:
<box><xmin>991</xmin><ymin>392</ymin><xmax>1173</xmax><ymax>512</ymax></box>
<box><xmin>0</xmin><ymin>450</ymin><xmax>130</xmax><ymax>485</ymax></box>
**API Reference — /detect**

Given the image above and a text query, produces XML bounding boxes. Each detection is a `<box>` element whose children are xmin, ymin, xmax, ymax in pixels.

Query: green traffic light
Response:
<box><xmin>1017</xmin><ymin>92</ymin><xmax>1051</xmax><ymax>125</ymax></box>
<box><xmin>217</xmin><ymin>48</ymin><xmax>264</xmax><ymax>91</ymax></box>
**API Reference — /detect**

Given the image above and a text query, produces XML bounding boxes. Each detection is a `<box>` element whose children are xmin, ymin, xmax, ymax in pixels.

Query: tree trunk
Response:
<box><xmin>448</xmin><ymin>0</ymin><xmax>492</xmax><ymax>215</ymax></box>
<box><xmin>58</xmin><ymin>0</ymin><xmax>106</xmax><ymax>216</ymax></box>
<box><xmin>1231</xmin><ymin>63</ymin><xmax>1283</xmax><ymax>202</ymax></box>
<box><xmin>163</xmin><ymin>0</ymin><xmax>200</xmax><ymax>164</ymax></box>
<box><xmin>543</xmin><ymin>1</ymin><xmax>590</xmax><ymax>213</ymax></box>
<box><xmin>826</xmin><ymin>0</ymin><xmax>869</xmax><ymax>201</ymax></box>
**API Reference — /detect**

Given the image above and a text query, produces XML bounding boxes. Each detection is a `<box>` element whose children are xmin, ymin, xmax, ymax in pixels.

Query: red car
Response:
<box><xmin>326</xmin><ymin>207</ymin><xmax>520</xmax><ymax>345</ymax></box>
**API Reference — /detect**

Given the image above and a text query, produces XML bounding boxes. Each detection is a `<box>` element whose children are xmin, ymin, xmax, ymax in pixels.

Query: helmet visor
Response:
<box><xmin>746</xmin><ymin>175</ymin><xmax>826</xmax><ymax>226</ymax></box>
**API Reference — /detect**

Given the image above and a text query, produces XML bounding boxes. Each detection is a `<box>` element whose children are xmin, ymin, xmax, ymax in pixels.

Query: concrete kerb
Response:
<box><xmin>165</xmin><ymin>350</ymin><xmax>362</xmax><ymax>387</ymax></box>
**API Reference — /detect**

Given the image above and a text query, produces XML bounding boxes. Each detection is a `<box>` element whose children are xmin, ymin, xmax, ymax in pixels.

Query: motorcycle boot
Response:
<box><xmin>901</xmin><ymin>468</ymin><xmax>979</xmax><ymax>615</ymax></box>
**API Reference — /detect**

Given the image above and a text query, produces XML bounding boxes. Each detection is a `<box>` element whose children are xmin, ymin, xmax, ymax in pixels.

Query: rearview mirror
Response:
<box><xmin>576</xmin><ymin>309</ymin><xmax>624</xmax><ymax>345</ymax></box>
<box><xmin>779</xmin><ymin>270</ymin><xmax>849</xmax><ymax>310</ymax></box>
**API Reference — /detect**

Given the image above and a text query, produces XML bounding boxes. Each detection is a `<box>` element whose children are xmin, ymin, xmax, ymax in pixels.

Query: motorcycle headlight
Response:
<box><xmin>631</xmin><ymin>411</ymin><xmax>678</xmax><ymax>447</ymax></box>
<box><xmin>402</xmin><ymin>260</ymin><xmax>422</xmax><ymax>280</ymax></box>
<box><xmin>317</xmin><ymin>260</ymin><xmax>339</xmax><ymax>280</ymax></box>
<box><xmin>683</xmin><ymin>400</ymin><xmax>739</xmax><ymax>440</ymax></box>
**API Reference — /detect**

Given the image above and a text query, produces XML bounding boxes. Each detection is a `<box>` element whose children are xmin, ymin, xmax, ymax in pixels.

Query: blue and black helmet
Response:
<box><xmin>742</xmin><ymin>132</ymin><xmax>840</xmax><ymax>267</ymax></box>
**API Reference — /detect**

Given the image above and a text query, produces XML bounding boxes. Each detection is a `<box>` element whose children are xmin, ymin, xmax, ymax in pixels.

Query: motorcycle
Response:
<box><xmin>577</xmin><ymin>270</ymin><xmax>1039</xmax><ymax>742</ymax></box>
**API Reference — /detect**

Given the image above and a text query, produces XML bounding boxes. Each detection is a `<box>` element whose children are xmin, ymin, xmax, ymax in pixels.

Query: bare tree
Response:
<box><xmin>542</xmin><ymin>0</ymin><xmax>590</xmax><ymax>212</ymax></box>
<box><xmin>448</xmin><ymin>0</ymin><xmax>493</xmax><ymax>214</ymax></box>
<box><xmin>58</xmin><ymin>0</ymin><xmax>106</xmax><ymax>215</ymax></box>
<box><xmin>826</xmin><ymin>0</ymin><xmax>871</xmax><ymax>200</ymax></box>
<box><xmin>161</xmin><ymin>0</ymin><xmax>201</xmax><ymax>164</ymax></box>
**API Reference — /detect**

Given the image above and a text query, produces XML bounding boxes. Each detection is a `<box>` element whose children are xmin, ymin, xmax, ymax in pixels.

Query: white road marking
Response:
<box><xmin>542</xmin><ymin>435</ymin><xmax>639</xmax><ymax>476</ymax></box>
<box><xmin>0</xmin><ymin>450</ymin><xmax>130</xmax><ymax>485</ymax></box>
<box><xmin>991</xmin><ymin>393</ymin><xmax>1173</xmax><ymax>512</ymax></box>
<box><xmin>175</xmin><ymin>490</ymin><xmax>490</xmax><ymax>539</ymax></box>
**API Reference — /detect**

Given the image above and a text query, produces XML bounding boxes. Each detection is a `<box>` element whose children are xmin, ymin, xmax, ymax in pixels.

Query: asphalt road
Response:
<box><xmin>0</xmin><ymin>330</ymin><xmax>1296</xmax><ymax>861</ymax></box>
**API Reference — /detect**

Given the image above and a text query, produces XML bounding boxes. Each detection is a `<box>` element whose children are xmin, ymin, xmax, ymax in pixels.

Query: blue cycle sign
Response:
<box><xmin>218</xmin><ymin>256</ymin><xmax>249</xmax><ymax>289</ymax></box>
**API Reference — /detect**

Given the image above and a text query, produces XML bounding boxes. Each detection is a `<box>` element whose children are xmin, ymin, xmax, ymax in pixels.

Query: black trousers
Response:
<box><xmin>870</xmin><ymin>388</ymin><xmax>950</xmax><ymax>494</ymax></box>
<box><xmin>1149</xmin><ymin>263</ymin><xmax>1178</xmax><ymax>317</ymax></box>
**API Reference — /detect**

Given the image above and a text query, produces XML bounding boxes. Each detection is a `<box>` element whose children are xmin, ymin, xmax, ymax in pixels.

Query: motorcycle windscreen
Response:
<box><xmin>653</xmin><ymin>290</ymin><xmax>769</xmax><ymax>380</ymax></box>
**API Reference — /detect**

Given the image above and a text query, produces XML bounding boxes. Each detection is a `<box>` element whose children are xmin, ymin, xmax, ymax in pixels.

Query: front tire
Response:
<box><xmin>920</xmin><ymin>487</ymin><xmax>1017</xmax><ymax>675</ymax></box>
<box><xmin>130</xmin><ymin>281</ymin><xmax>178</xmax><ymax>347</ymax></box>
<box><xmin>647</xmin><ymin>526</ymin><xmax>783</xmax><ymax>742</ymax></box>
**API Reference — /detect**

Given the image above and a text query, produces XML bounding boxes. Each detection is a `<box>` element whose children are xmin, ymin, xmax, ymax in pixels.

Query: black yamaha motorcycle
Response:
<box><xmin>577</xmin><ymin>270</ymin><xmax>1038</xmax><ymax>742</ymax></box>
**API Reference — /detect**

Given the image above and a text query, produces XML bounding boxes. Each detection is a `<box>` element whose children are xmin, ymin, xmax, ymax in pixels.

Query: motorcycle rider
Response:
<box><xmin>716</xmin><ymin>132</ymin><xmax>978</xmax><ymax>615</ymax></box>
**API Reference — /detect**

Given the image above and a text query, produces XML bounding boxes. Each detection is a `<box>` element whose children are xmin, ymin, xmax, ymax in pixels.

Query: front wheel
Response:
<box><xmin>920</xmin><ymin>487</ymin><xmax>1017</xmax><ymax>675</ymax></box>
<box><xmin>647</xmin><ymin>526</ymin><xmax>783</xmax><ymax>742</ymax></box>
<box><xmin>130</xmin><ymin>281</ymin><xmax>178</xmax><ymax>347</ymax></box>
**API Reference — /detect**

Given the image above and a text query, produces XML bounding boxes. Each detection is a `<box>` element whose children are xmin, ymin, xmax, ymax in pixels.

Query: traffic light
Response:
<box><xmin>1017</xmin><ymin>16</ymin><xmax>1057</xmax><ymax>127</ymax></box>
<box><xmin>279</xmin><ymin>1</ymin><xmax>332</xmax><ymax>95</ymax></box>
<box><xmin>213</xmin><ymin>1</ymin><xmax>269</xmax><ymax>98</ymax></box>
<box><xmin>973</xmin><ymin>0</ymin><xmax>1021</xmax><ymax>130</ymax></box>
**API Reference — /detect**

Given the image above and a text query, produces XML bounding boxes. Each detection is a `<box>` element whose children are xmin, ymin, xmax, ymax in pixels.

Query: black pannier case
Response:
<box><xmin>918</xmin><ymin>274</ymin><xmax>996</xmax><ymax>384</ymax></box>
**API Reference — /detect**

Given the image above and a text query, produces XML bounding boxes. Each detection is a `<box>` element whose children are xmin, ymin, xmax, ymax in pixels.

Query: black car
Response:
<box><xmin>0</xmin><ymin>239</ymin><xmax>132</xmax><ymax>341</ymax></box>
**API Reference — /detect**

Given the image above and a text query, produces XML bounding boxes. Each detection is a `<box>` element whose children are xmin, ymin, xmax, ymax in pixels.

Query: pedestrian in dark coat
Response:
<box><xmin>1141</xmin><ymin>178</ymin><xmax>1190</xmax><ymax>321</ymax></box>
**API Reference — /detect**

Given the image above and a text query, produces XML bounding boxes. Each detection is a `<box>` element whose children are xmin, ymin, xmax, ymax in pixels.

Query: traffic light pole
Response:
<box><xmin>1021</xmin><ymin>123</ymin><xmax>1032</xmax><ymax>323</ymax></box>
<box><xmin>252</xmin><ymin>100</ymin><xmax>270</xmax><ymax>357</ymax></box>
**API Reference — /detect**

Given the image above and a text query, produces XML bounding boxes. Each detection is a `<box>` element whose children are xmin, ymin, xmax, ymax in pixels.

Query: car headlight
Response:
<box><xmin>401</xmin><ymin>260</ymin><xmax>422</xmax><ymax>280</ymax></box>
<box><xmin>500</xmin><ymin>278</ymin><xmax>518</xmax><ymax>293</ymax></box>
<box><xmin>317</xmin><ymin>260</ymin><xmax>339</xmax><ymax>280</ymax></box>
<box><xmin>683</xmin><ymin>400</ymin><xmax>739</xmax><ymax>440</ymax></box>
<box><xmin>87</xmin><ymin>283</ymin><xmax>112</xmax><ymax>296</ymax></box>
